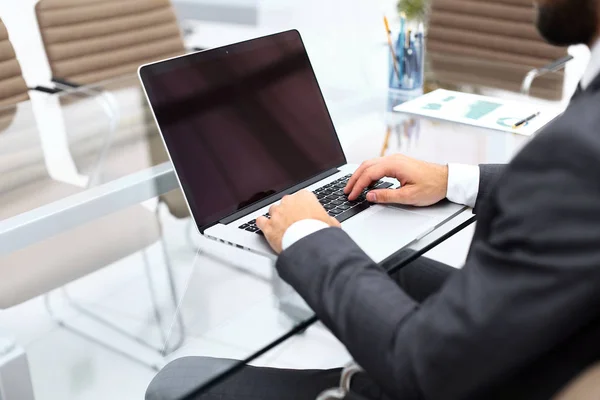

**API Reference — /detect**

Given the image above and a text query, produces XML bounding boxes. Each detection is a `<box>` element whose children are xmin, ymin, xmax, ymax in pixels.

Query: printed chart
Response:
<box><xmin>394</xmin><ymin>89</ymin><xmax>563</xmax><ymax>136</ymax></box>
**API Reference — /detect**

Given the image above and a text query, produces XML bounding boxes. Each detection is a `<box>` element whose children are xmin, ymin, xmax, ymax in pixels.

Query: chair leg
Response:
<box><xmin>43</xmin><ymin>293</ymin><xmax>162</xmax><ymax>371</ymax></box>
<box><xmin>141</xmin><ymin>248</ymin><xmax>168</xmax><ymax>346</ymax></box>
<box><xmin>154</xmin><ymin>236</ymin><xmax>186</xmax><ymax>355</ymax></box>
<box><xmin>42</xmin><ymin>243</ymin><xmax>187</xmax><ymax>372</ymax></box>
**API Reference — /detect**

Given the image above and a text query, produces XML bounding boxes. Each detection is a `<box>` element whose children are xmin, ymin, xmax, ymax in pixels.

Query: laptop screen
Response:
<box><xmin>140</xmin><ymin>30</ymin><xmax>345</xmax><ymax>230</ymax></box>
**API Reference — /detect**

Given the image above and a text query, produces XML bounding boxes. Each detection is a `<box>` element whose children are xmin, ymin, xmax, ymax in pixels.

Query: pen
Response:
<box><xmin>404</xmin><ymin>29</ymin><xmax>412</xmax><ymax>87</ymax></box>
<box><xmin>384</xmin><ymin>16</ymin><xmax>402</xmax><ymax>81</ymax></box>
<box><xmin>381</xmin><ymin>126</ymin><xmax>392</xmax><ymax>156</ymax></box>
<box><xmin>397</xmin><ymin>13</ymin><xmax>406</xmax><ymax>80</ymax></box>
<box><xmin>512</xmin><ymin>111</ymin><xmax>540</xmax><ymax>129</ymax></box>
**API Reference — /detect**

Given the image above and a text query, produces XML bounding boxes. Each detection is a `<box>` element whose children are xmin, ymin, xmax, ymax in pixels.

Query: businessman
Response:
<box><xmin>146</xmin><ymin>0</ymin><xmax>600</xmax><ymax>398</ymax></box>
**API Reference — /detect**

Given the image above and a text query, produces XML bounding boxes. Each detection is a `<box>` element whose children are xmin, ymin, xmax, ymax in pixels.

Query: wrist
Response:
<box><xmin>439</xmin><ymin>164</ymin><xmax>449</xmax><ymax>198</ymax></box>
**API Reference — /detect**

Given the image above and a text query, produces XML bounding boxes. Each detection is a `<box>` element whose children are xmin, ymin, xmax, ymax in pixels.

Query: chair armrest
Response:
<box><xmin>52</xmin><ymin>77</ymin><xmax>81</xmax><ymax>89</ymax></box>
<box><xmin>521</xmin><ymin>55</ymin><xmax>574</xmax><ymax>95</ymax></box>
<box><xmin>49</xmin><ymin>77</ymin><xmax>122</xmax><ymax>187</ymax></box>
<box><xmin>29</xmin><ymin>85</ymin><xmax>62</xmax><ymax>94</ymax></box>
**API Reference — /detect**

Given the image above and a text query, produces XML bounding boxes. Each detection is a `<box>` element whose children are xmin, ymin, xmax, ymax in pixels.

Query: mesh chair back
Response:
<box><xmin>35</xmin><ymin>0</ymin><xmax>186</xmax><ymax>84</ymax></box>
<box><xmin>0</xmin><ymin>19</ymin><xmax>29</xmax><ymax>107</ymax></box>
<box><xmin>427</xmin><ymin>0</ymin><xmax>568</xmax><ymax>99</ymax></box>
<box><xmin>36</xmin><ymin>0</ymin><xmax>190</xmax><ymax>218</ymax></box>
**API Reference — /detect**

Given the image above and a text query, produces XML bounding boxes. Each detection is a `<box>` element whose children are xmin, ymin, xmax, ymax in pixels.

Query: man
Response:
<box><xmin>146</xmin><ymin>0</ymin><xmax>600</xmax><ymax>398</ymax></box>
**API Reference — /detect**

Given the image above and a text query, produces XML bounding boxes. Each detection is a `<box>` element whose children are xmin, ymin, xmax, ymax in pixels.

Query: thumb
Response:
<box><xmin>366</xmin><ymin>187</ymin><xmax>415</xmax><ymax>205</ymax></box>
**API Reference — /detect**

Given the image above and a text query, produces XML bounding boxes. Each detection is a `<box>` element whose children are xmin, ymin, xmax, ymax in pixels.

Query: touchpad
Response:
<box><xmin>344</xmin><ymin>206</ymin><xmax>435</xmax><ymax>263</ymax></box>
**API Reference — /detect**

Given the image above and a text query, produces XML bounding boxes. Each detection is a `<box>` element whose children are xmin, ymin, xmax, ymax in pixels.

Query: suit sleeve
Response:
<box><xmin>276</xmin><ymin>131</ymin><xmax>600</xmax><ymax>399</ymax></box>
<box><xmin>474</xmin><ymin>164</ymin><xmax>505</xmax><ymax>213</ymax></box>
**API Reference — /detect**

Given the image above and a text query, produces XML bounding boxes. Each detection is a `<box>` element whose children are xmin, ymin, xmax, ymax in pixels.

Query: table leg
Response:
<box><xmin>0</xmin><ymin>337</ymin><xmax>35</xmax><ymax>400</ymax></box>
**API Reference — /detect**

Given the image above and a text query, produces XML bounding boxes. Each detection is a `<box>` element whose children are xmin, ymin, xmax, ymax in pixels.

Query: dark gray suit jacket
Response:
<box><xmin>276</xmin><ymin>73</ymin><xmax>600</xmax><ymax>400</ymax></box>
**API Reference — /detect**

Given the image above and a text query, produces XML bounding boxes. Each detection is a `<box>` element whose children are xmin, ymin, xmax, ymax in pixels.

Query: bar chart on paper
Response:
<box><xmin>394</xmin><ymin>89</ymin><xmax>564</xmax><ymax>136</ymax></box>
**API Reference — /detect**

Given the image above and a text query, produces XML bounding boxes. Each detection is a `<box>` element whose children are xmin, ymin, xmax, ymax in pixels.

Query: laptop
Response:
<box><xmin>139</xmin><ymin>30</ymin><xmax>464</xmax><ymax>262</ymax></box>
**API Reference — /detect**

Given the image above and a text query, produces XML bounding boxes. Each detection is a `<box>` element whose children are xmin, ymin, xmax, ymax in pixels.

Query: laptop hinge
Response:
<box><xmin>219</xmin><ymin>167</ymin><xmax>341</xmax><ymax>225</ymax></box>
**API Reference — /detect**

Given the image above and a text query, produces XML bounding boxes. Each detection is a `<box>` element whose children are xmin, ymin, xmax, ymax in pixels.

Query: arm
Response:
<box><xmin>475</xmin><ymin>163</ymin><xmax>505</xmax><ymax>212</ymax></box>
<box><xmin>276</xmin><ymin>132</ymin><xmax>600</xmax><ymax>399</ymax></box>
<box><xmin>343</xmin><ymin>154</ymin><xmax>505</xmax><ymax>211</ymax></box>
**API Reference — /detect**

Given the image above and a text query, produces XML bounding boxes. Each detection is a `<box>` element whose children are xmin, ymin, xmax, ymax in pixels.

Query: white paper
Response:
<box><xmin>393</xmin><ymin>89</ymin><xmax>563</xmax><ymax>136</ymax></box>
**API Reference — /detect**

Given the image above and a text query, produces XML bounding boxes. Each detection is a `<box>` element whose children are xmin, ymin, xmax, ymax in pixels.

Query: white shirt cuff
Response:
<box><xmin>446</xmin><ymin>164</ymin><xmax>480</xmax><ymax>208</ymax></box>
<box><xmin>281</xmin><ymin>219</ymin><xmax>330</xmax><ymax>251</ymax></box>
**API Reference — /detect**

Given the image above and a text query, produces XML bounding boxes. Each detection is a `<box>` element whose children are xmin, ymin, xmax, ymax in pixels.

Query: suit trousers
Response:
<box><xmin>146</xmin><ymin>254</ymin><xmax>456</xmax><ymax>400</ymax></box>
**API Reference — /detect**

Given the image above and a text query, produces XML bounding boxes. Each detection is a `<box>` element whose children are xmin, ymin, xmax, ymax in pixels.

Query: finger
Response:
<box><xmin>269</xmin><ymin>203</ymin><xmax>280</xmax><ymax>216</ymax></box>
<box><xmin>256</xmin><ymin>216</ymin><xmax>270</xmax><ymax>230</ymax></box>
<box><xmin>366</xmin><ymin>187</ymin><xmax>415</xmax><ymax>205</ymax></box>
<box><xmin>345</xmin><ymin>160</ymin><xmax>377</xmax><ymax>194</ymax></box>
<box><xmin>257</xmin><ymin>218</ymin><xmax>280</xmax><ymax>252</ymax></box>
<box><xmin>348</xmin><ymin>164</ymin><xmax>388</xmax><ymax>200</ymax></box>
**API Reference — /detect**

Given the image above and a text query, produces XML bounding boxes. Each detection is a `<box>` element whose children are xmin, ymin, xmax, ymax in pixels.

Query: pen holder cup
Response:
<box><xmin>388</xmin><ymin>33</ymin><xmax>425</xmax><ymax>95</ymax></box>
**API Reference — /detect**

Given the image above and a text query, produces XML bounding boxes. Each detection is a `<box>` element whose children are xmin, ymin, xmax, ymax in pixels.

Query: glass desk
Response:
<box><xmin>0</xmin><ymin>69</ymin><xmax>537</xmax><ymax>399</ymax></box>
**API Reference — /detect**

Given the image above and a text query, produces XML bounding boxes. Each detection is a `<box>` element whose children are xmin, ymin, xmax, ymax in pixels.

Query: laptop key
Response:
<box><xmin>373</xmin><ymin>182</ymin><xmax>393</xmax><ymax>189</ymax></box>
<box><xmin>326</xmin><ymin>195</ymin><xmax>338</xmax><ymax>201</ymax></box>
<box><xmin>335</xmin><ymin>202</ymin><xmax>372</xmax><ymax>223</ymax></box>
<box><xmin>338</xmin><ymin>204</ymin><xmax>351</xmax><ymax>210</ymax></box>
<box><xmin>329</xmin><ymin>209</ymin><xmax>342</xmax><ymax>215</ymax></box>
<box><xmin>317</xmin><ymin>194</ymin><xmax>327</xmax><ymax>200</ymax></box>
<box><xmin>324</xmin><ymin>204</ymin><xmax>336</xmax><ymax>210</ymax></box>
<box><xmin>331</xmin><ymin>200</ymin><xmax>343</xmax><ymax>206</ymax></box>
<box><xmin>246</xmin><ymin>226</ymin><xmax>258</xmax><ymax>232</ymax></box>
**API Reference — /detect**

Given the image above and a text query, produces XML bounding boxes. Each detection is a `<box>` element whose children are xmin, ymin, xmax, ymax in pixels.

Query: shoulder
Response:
<box><xmin>509</xmin><ymin>91</ymin><xmax>600</xmax><ymax>177</ymax></box>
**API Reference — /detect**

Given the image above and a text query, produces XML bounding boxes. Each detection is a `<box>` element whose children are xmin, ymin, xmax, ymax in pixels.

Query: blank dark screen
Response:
<box><xmin>141</xmin><ymin>31</ymin><xmax>345</xmax><ymax>229</ymax></box>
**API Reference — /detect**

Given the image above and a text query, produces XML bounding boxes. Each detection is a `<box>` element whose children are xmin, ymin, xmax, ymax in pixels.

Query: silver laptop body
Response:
<box><xmin>139</xmin><ymin>30</ymin><xmax>463</xmax><ymax>262</ymax></box>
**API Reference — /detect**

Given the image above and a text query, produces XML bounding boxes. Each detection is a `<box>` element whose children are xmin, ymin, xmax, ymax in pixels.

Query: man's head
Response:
<box><xmin>535</xmin><ymin>0</ymin><xmax>599</xmax><ymax>46</ymax></box>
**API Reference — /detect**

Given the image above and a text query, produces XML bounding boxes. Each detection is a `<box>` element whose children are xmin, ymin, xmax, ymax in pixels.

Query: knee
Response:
<box><xmin>146</xmin><ymin>356</ymin><xmax>238</xmax><ymax>400</ymax></box>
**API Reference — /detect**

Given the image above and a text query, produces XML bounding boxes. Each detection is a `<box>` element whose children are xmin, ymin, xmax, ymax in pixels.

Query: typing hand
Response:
<box><xmin>256</xmin><ymin>190</ymin><xmax>340</xmax><ymax>254</ymax></box>
<box><xmin>344</xmin><ymin>154</ymin><xmax>448</xmax><ymax>206</ymax></box>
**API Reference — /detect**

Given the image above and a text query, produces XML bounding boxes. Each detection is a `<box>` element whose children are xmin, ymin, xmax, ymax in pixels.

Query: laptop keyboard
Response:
<box><xmin>238</xmin><ymin>174</ymin><xmax>393</xmax><ymax>235</ymax></box>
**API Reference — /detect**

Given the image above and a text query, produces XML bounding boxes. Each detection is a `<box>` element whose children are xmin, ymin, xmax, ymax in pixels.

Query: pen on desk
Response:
<box><xmin>403</xmin><ymin>29</ymin><xmax>412</xmax><ymax>87</ymax></box>
<box><xmin>512</xmin><ymin>111</ymin><xmax>540</xmax><ymax>129</ymax></box>
<box><xmin>384</xmin><ymin>16</ymin><xmax>402</xmax><ymax>81</ymax></box>
<box><xmin>397</xmin><ymin>13</ymin><xmax>406</xmax><ymax>80</ymax></box>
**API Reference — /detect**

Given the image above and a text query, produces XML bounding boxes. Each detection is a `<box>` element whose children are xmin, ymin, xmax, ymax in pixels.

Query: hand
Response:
<box><xmin>256</xmin><ymin>190</ymin><xmax>340</xmax><ymax>254</ymax></box>
<box><xmin>344</xmin><ymin>154</ymin><xmax>449</xmax><ymax>206</ymax></box>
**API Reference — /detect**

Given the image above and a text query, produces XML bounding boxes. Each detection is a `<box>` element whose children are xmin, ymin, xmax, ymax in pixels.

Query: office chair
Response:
<box><xmin>0</xmin><ymin>18</ymin><xmax>183</xmax><ymax>370</ymax></box>
<box><xmin>427</xmin><ymin>0</ymin><xmax>569</xmax><ymax>100</ymax></box>
<box><xmin>35</xmin><ymin>0</ymin><xmax>191</xmax><ymax>219</ymax></box>
<box><xmin>0</xmin><ymin>22</ymin><xmax>30</xmax><ymax>107</ymax></box>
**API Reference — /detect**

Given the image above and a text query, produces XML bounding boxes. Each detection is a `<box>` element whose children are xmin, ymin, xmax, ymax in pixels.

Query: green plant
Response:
<box><xmin>396</xmin><ymin>0</ymin><xmax>429</xmax><ymax>21</ymax></box>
